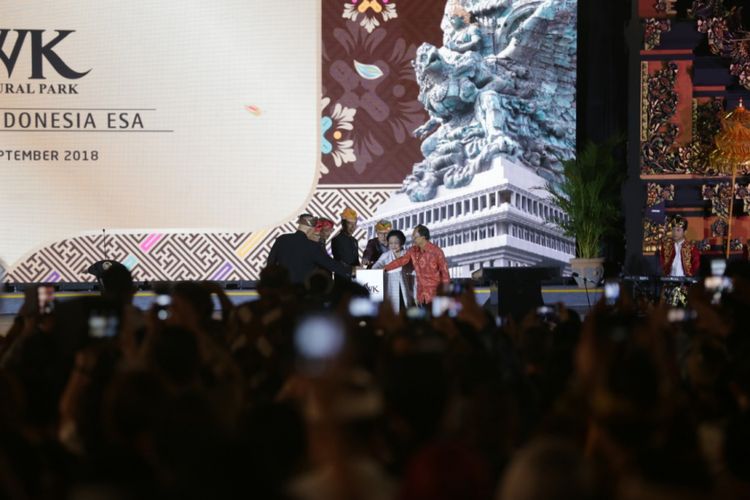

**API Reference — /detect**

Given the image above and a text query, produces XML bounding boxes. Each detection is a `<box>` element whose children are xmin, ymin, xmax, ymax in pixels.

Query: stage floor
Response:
<box><xmin>0</xmin><ymin>286</ymin><xmax>603</xmax><ymax>320</ymax></box>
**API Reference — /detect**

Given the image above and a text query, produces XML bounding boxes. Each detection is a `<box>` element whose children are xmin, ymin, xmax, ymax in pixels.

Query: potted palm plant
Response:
<box><xmin>545</xmin><ymin>138</ymin><xmax>624</xmax><ymax>288</ymax></box>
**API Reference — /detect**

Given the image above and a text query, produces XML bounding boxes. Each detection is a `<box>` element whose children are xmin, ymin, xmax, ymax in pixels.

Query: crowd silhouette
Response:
<box><xmin>1</xmin><ymin>260</ymin><xmax>750</xmax><ymax>500</ymax></box>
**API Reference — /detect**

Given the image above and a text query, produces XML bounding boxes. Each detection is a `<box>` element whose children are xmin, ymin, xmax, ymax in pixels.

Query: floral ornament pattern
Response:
<box><xmin>692</xmin><ymin>99</ymin><xmax>725</xmax><ymax>175</ymax></box>
<box><xmin>702</xmin><ymin>182</ymin><xmax>733</xmax><ymax>220</ymax></box>
<box><xmin>325</xmin><ymin>23</ymin><xmax>425</xmax><ymax>175</ymax></box>
<box><xmin>641</xmin><ymin>62</ymin><xmax>681</xmax><ymax>173</ymax></box>
<box><xmin>710</xmin><ymin>218</ymin><xmax>728</xmax><ymax>238</ymax></box>
<box><xmin>644</xmin><ymin>18</ymin><xmax>671</xmax><ymax>50</ymax></box>
<box><xmin>343</xmin><ymin>0</ymin><xmax>398</xmax><ymax>34</ymax></box>
<box><xmin>730</xmin><ymin>238</ymin><xmax>744</xmax><ymax>251</ymax></box>
<box><xmin>699</xmin><ymin>182</ymin><xmax>750</xmax><ymax>237</ymax></box>
<box><xmin>735</xmin><ymin>183</ymin><xmax>750</xmax><ymax>213</ymax></box>
<box><xmin>646</xmin><ymin>183</ymin><xmax>675</xmax><ymax>207</ymax></box>
<box><xmin>695</xmin><ymin>239</ymin><xmax>712</xmax><ymax>252</ymax></box>
<box><xmin>643</xmin><ymin>219</ymin><xmax>668</xmax><ymax>253</ymax></box>
<box><xmin>691</xmin><ymin>1</ymin><xmax>750</xmax><ymax>90</ymax></box>
<box><xmin>654</xmin><ymin>0</ymin><xmax>677</xmax><ymax>15</ymax></box>
<box><xmin>321</xmin><ymin>97</ymin><xmax>357</xmax><ymax>176</ymax></box>
<box><xmin>641</xmin><ymin>63</ymin><xmax>724</xmax><ymax>174</ymax></box>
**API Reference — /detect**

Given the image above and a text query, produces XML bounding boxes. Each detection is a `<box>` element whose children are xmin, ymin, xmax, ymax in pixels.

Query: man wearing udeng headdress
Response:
<box><xmin>312</xmin><ymin>218</ymin><xmax>335</xmax><ymax>250</ymax></box>
<box><xmin>266</xmin><ymin>213</ymin><xmax>351</xmax><ymax>284</ymax></box>
<box><xmin>332</xmin><ymin>207</ymin><xmax>361</xmax><ymax>271</ymax></box>
<box><xmin>363</xmin><ymin>220</ymin><xmax>392</xmax><ymax>268</ymax></box>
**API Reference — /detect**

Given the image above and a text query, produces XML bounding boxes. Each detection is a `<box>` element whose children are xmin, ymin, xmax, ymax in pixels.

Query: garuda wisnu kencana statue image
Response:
<box><xmin>402</xmin><ymin>0</ymin><xmax>577</xmax><ymax>202</ymax></box>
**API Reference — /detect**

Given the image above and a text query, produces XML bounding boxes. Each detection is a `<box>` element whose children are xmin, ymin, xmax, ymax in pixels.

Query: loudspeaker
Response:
<box><xmin>477</xmin><ymin>267</ymin><xmax>560</xmax><ymax>321</ymax></box>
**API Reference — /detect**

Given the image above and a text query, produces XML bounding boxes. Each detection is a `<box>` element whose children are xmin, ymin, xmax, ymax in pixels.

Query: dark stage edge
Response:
<box><xmin>0</xmin><ymin>286</ymin><xmax>603</xmax><ymax>317</ymax></box>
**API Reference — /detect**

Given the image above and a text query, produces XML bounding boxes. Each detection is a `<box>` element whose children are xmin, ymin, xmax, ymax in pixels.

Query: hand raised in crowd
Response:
<box><xmin>456</xmin><ymin>285</ymin><xmax>488</xmax><ymax>332</ymax></box>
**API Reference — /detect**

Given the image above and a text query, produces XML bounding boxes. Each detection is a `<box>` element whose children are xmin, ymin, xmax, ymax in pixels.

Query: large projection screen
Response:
<box><xmin>0</xmin><ymin>0</ymin><xmax>319</xmax><ymax>268</ymax></box>
<box><xmin>1</xmin><ymin>0</ymin><xmax>576</xmax><ymax>283</ymax></box>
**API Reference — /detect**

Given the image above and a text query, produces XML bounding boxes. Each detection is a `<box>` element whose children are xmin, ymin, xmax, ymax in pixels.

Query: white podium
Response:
<box><xmin>354</xmin><ymin>269</ymin><xmax>384</xmax><ymax>302</ymax></box>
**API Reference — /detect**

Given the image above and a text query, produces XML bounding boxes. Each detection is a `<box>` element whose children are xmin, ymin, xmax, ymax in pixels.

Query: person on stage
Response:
<box><xmin>371</xmin><ymin>229</ymin><xmax>415</xmax><ymax>312</ymax></box>
<box><xmin>266</xmin><ymin>214</ymin><xmax>351</xmax><ymax>284</ymax></box>
<box><xmin>308</xmin><ymin>217</ymin><xmax>334</xmax><ymax>256</ymax></box>
<box><xmin>362</xmin><ymin>220</ymin><xmax>392</xmax><ymax>268</ymax></box>
<box><xmin>316</xmin><ymin>217</ymin><xmax>335</xmax><ymax>250</ymax></box>
<box><xmin>659</xmin><ymin>215</ymin><xmax>700</xmax><ymax>277</ymax></box>
<box><xmin>658</xmin><ymin>215</ymin><xmax>700</xmax><ymax>306</ymax></box>
<box><xmin>384</xmin><ymin>225</ymin><xmax>450</xmax><ymax>305</ymax></box>
<box><xmin>332</xmin><ymin>207</ymin><xmax>361</xmax><ymax>269</ymax></box>
<box><xmin>267</xmin><ymin>213</ymin><xmax>315</xmax><ymax>266</ymax></box>
<box><xmin>305</xmin><ymin>218</ymin><xmax>321</xmax><ymax>242</ymax></box>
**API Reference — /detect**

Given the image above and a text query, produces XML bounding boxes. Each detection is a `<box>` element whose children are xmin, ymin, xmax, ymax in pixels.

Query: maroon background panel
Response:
<box><xmin>320</xmin><ymin>0</ymin><xmax>445</xmax><ymax>185</ymax></box>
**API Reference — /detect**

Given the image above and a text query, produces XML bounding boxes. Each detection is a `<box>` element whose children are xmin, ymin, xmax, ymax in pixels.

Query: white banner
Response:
<box><xmin>0</xmin><ymin>0</ymin><xmax>320</xmax><ymax>266</ymax></box>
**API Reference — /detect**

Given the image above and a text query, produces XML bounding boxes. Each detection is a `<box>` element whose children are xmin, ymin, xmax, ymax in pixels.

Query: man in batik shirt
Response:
<box><xmin>384</xmin><ymin>224</ymin><xmax>450</xmax><ymax>304</ymax></box>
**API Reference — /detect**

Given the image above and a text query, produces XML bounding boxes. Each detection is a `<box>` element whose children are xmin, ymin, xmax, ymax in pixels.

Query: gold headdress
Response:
<box><xmin>374</xmin><ymin>220</ymin><xmax>392</xmax><ymax>232</ymax></box>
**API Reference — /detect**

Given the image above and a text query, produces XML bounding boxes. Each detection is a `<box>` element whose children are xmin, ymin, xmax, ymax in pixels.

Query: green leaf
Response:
<box><xmin>544</xmin><ymin>137</ymin><xmax>625</xmax><ymax>259</ymax></box>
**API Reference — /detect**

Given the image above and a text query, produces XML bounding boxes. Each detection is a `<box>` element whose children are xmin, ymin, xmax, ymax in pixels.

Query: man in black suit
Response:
<box><xmin>267</xmin><ymin>213</ymin><xmax>315</xmax><ymax>266</ymax></box>
<box><xmin>267</xmin><ymin>213</ymin><xmax>351</xmax><ymax>284</ymax></box>
<box><xmin>331</xmin><ymin>207</ymin><xmax>361</xmax><ymax>270</ymax></box>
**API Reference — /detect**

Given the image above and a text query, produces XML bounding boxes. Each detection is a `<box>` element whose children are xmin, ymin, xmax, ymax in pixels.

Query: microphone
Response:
<box><xmin>102</xmin><ymin>228</ymin><xmax>108</xmax><ymax>262</ymax></box>
<box><xmin>572</xmin><ymin>272</ymin><xmax>593</xmax><ymax>311</ymax></box>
